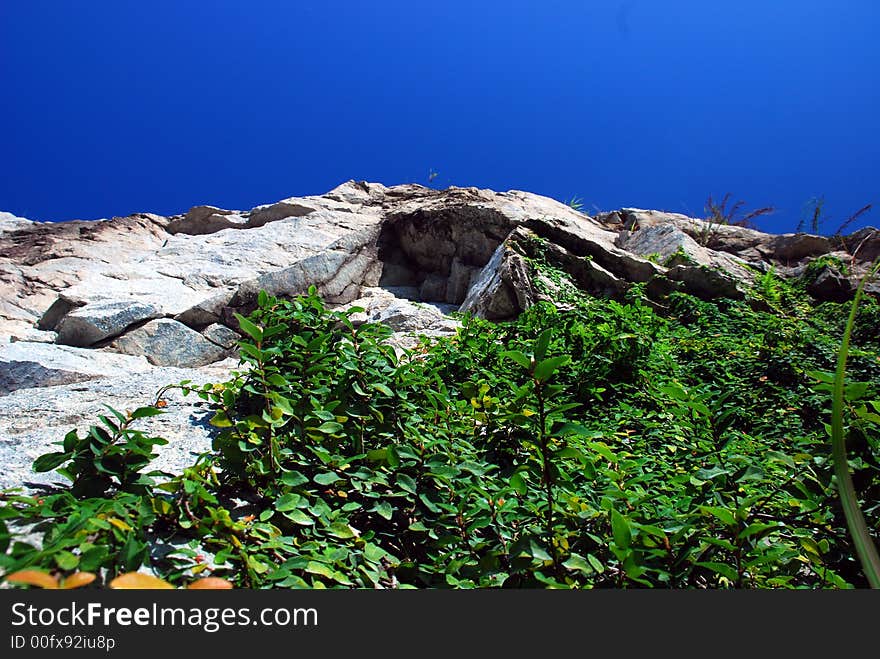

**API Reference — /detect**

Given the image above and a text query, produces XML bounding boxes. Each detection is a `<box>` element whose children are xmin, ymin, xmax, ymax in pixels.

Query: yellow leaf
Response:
<box><xmin>61</xmin><ymin>572</ymin><xmax>96</xmax><ymax>589</ymax></box>
<box><xmin>4</xmin><ymin>570</ymin><xmax>59</xmax><ymax>589</ymax></box>
<box><xmin>186</xmin><ymin>577</ymin><xmax>233</xmax><ymax>590</ymax></box>
<box><xmin>109</xmin><ymin>572</ymin><xmax>174</xmax><ymax>589</ymax></box>
<box><xmin>106</xmin><ymin>517</ymin><xmax>132</xmax><ymax>532</ymax></box>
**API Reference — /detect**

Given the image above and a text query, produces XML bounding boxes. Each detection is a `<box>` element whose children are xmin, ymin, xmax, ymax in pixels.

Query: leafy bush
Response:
<box><xmin>2</xmin><ymin>282</ymin><xmax>878</xmax><ymax>589</ymax></box>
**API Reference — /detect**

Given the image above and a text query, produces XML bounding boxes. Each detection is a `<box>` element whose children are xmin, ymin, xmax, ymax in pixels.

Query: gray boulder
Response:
<box><xmin>56</xmin><ymin>300</ymin><xmax>163</xmax><ymax>347</ymax></box>
<box><xmin>460</xmin><ymin>237</ymin><xmax>537</xmax><ymax>320</ymax></box>
<box><xmin>109</xmin><ymin>319</ymin><xmax>233</xmax><ymax>367</ymax></box>
<box><xmin>806</xmin><ymin>267</ymin><xmax>853</xmax><ymax>302</ymax></box>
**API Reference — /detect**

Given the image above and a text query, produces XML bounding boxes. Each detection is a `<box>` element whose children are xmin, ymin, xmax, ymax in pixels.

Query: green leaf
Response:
<box><xmin>54</xmin><ymin>550</ymin><xmax>80</xmax><ymax>570</ymax></box>
<box><xmin>62</xmin><ymin>429</ymin><xmax>79</xmax><ymax>452</ymax></box>
<box><xmin>281</xmin><ymin>471</ymin><xmax>309</xmax><ymax>487</ymax></box>
<box><xmin>238</xmin><ymin>343</ymin><xmax>264</xmax><ymax>361</ymax></box>
<box><xmin>283</xmin><ymin>509</ymin><xmax>313</xmax><ymax>525</ymax></box>
<box><xmin>553</xmin><ymin>423</ymin><xmax>592</xmax><ymax>438</ymax></box>
<box><xmin>528</xmin><ymin>540</ymin><xmax>552</xmax><ymax>562</ymax></box>
<box><xmin>79</xmin><ymin>546</ymin><xmax>109</xmax><ymax>572</ymax></box>
<box><xmin>659</xmin><ymin>383</ymin><xmax>690</xmax><ymax>401</ymax></box>
<box><xmin>419</xmin><ymin>493</ymin><xmax>440</xmax><ymax>513</ymax></box>
<box><xmin>372</xmin><ymin>501</ymin><xmax>393</xmax><ymax>520</ymax></box>
<box><xmin>696</xmin><ymin>561</ymin><xmax>739</xmax><ymax>583</ymax></box>
<box><xmin>371</xmin><ymin>383</ymin><xmax>394</xmax><ymax>397</ymax></box>
<box><xmin>534</xmin><ymin>329</ymin><xmax>553</xmax><ymax>361</ymax></box>
<box><xmin>845</xmin><ymin>381</ymin><xmax>869</xmax><ymax>401</ymax></box>
<box><xmin>247</xmin><ymin>556</ymin><xmax>270</xmax><ymax>574</ymax></box>
<box><xmin>304</xmin><ymin>561</ymin><xmax>334</xmax><ymax>579</ymax></box>
<box><xmin>611</xmin><ymin>509</ymin><xmax>631</xmax><ymax>550</ymax></box>
<box><xmin>275</xmin><ymin>493</ymin><xmax>301</xmax><ymax>512</ymax></box>
<box><xmin>700</xmin><ymin>506</ymin><xmax>736</xmax><ymax>527</ymax></box>
<box><xmin>562</xmin><ymin>553</ymin><xmax>595</xmax><ymax>576</ymax></box>
<box><xmin>209</xmin><ymin>411</ymin><xmax>232</xmax><ymax>428</ymax></box>
<box><xmin>509</xmin><ymin>472</ymin><xmax>527</xmax><ymax>495</ymax></box>
<box><xmin>533</xmin><ymin>356</ymin><xmax>571</xmax><ymax>382</ymax></box>
<box><xmin>234</xmin><ymin>313</ymin><xmax>263</xmax><ymax>343</ymax></box>
<box><xmin>327</xmin><ymin>522</ymin><xmax>356</xmax><ymax>539</ymax></box>
<box><xmin>806</xmin><ymin>370</ymin><xmax>835</xmax><ymax>384</ymax></box>
<box><xmin>32</xmin><ymin>452</ymin><xmax>70</xmax><ymax>473</ymax></box>
<box><xmin>386</xmin><ymin>446</ymin><xmax>401</xmax><ymax>468</ymax></box>
<box><xmin>588</xmin><ymin>441</ymin><xmax>618</xmax><ymax>463</ymax></box>
<box><xmin>501</xmin><ymin>350</ymin><xmax>532</xmax><ymax>370</ymax></box>
<box><xmin>267</xmin><ymin>373</ymin><xmax>289</xmax><ymax>387</ymax></box>
<box><xmin>738</xmin><ymin>523</ymin><xmax>780</xmax><ymax>540</ymax></box>
<box><xmin>130</xmin><ymin>406</ymin><xmax>166</xmax><ymax>419</ymax></box>
<box><xmin>314</xmin><ymin>421</ymin><xmax>343</xmax><ymax>434</ymax></box>
<box><xmin>314</xmin><ymin>472</ymin><xmax>341</xmax><ymax>486</ymax></box>
<box><xmin>396</xmin><ymin>474</ymin><xmax>417</xmax><ymax>494</ymax></box>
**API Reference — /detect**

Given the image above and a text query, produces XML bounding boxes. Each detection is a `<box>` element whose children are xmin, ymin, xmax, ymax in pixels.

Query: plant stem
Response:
<box><xmin>535</xmin><ymin>380</ymin><xmax>558</xmax><ymax>573</ymax></box>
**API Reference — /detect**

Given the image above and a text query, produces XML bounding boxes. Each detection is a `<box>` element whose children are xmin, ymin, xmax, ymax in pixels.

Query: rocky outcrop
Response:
<box><xmin>1</xmin><ymin>181</ymin><xmax>877</xmax><ymax>489</ymax></box>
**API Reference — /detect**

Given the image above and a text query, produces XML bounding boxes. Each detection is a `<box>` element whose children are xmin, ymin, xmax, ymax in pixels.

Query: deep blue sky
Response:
<box><xmin>1</xmin><ymin>1</ymin><xmax>877</xmax><ymax>234</ymax></box>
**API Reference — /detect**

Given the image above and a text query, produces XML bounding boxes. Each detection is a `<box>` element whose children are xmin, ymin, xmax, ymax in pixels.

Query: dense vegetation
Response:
<box><xmin>2</xmin><ymin>263</ymin><xmax>879</xmax><ymax>588</ymax></box>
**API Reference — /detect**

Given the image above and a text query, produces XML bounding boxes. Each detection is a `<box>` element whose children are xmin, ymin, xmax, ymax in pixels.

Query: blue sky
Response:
<box><xmin>1</xmin><ymin>1</ymin><xmax>877</xmax><ymax>234</ymax></box>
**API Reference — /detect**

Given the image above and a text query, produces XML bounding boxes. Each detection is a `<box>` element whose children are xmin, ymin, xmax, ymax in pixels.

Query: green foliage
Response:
<box><xmin>565</xmin><ymin>196</ymin><xmax>584</xmax><ymax>212</ymax></box>
<box><xmin>802</xmin><ymin>255</ymin><xmax>848</xmax><ymax>287</ymax></box>
<box><xmin>2</xmin><ymin>280</ymin><xmax>879</xmax><ymax>589</ymax></box>
<box><xmin>748</xmin><ymin>266</ymin><xmax>811</xmax><ymax>316</ymax></box>
<box><xmin>663</xmin><ymin>247</ymin><xmax>698</xmax><ymax>268</ymax></box>
<box><xmin>31</xmin><ymin>405</ymin><xmax>169</xmax><ymax>499</ymax></box>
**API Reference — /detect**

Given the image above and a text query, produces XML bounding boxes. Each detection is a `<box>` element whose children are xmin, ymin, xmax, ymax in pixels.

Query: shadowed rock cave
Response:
<box><xmin>376</xmin><ymin>205</ymin><xmax>514</xmax><ymax>305</ymax></box>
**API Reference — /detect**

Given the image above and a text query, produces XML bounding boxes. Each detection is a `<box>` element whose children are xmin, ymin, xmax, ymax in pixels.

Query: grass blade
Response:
<box><xmin>832</xmin><ymin>259</ymin><xmax>880</xmax><ymax>588</ymax></box>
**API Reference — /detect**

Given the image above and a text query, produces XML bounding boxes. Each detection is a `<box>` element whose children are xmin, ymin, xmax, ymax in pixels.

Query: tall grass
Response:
<box><xmin>832</xmin><ymin>259</ymin><xmax>880</xmax><ymax>587</ymax></box>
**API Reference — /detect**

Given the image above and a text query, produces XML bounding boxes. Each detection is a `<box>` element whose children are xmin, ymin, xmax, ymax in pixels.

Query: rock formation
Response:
<box><xmin>1</xmin><ymin>181</ymin><xmax>877</xmax><ymax>490</ymax></box>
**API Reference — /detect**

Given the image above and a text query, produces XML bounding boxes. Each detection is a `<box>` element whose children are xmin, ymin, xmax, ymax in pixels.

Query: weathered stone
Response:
<box><xmin>0</xmin><ymin>342</ymin><xmax>153</xmax><ymax>395</ymax></box>
<box><xmin>446</xmin><ymin>258</ymin><xmax>479</xmax><ymax>304</ymax></box>
<box><xmin>419</xmin><ymin>274</ymin><xmax>448</xmax><ymax>302</ymax></box>
<box><xmin>525</xmin><ymin>215</ymin><xmax>662</xmax><ymax>284</ymax></box>
<box><xmin>769</xmin><ymin>234</ymin><xmax>832</xmax><ymax>262</ymax></box>
<box><xmin>174</xmin><ymin>291</ymin><xmax>235</xmax><ymax>329</ymax></box>
<box><xmin>617</xmin><ymin>224</ymin><xmax>701</xmax><ymax>262</ymax></box>
<box><xmin>460</xmin><ymin>239</ymin><xmax>537</xmax><ymax>320</ymax></box>
<box><xmin>166</xmin><ymin>206</ymin><xmax>245</xmax><ymax>235</ymax></box>
<box><xmin>841</xmin><ymin>227</ymin><xmax>880</xmax><ymax>263</ymax></box>
<box><xmin>369</xmin><ymin>298</ymin><xmax>458</xmax><ymax>333</ymax></box>
<box><xmin>202</xmin><ymin>323</ymin><xmax>241</xmax><ymax>350</ymax></box>
<box><xmin>806</xmin><ymin>267</ymin><xmax>852</xmax><ymax>302</ymax></box>
<box><xmin>109</xmin><ymin>319</ymin><xmax>231</xmax><ymax>367</ymax></box>
<box><xmin>248</xmin><ymin>199</ymin><xmax>316</xmax><ymax>228</ymax></box>
<box><xmin>56</xmin><ymin>300</ymin><xmax>162</xmax><ymax>347</ymax></box>
<box><xmin>666</xmin><ymin>265</ymin><xmax>744</xmax><ymax>300</ymax></box>
<box><xmin>36</xmin><ymin>294</ymin><xmax>86</xmax><ymax>331</ymax></box>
